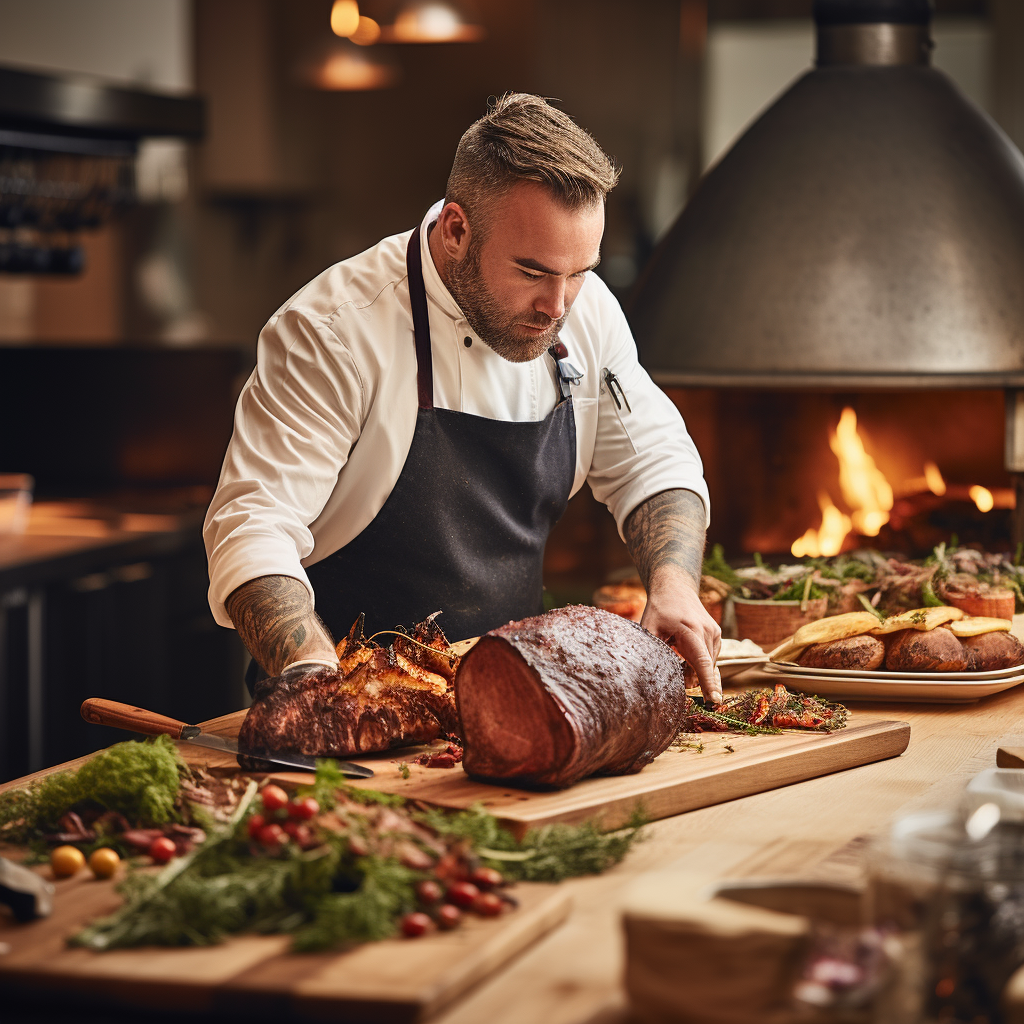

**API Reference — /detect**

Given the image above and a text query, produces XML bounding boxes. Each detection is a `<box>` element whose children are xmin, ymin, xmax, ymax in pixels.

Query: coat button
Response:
<box><xmin>463</xmin><ymin>336</ymin><xmax>472</xmax><ymax>347</ymax></box>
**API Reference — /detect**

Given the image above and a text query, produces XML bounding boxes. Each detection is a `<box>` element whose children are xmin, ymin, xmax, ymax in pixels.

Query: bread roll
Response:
<box><xmin>960</xmin><ymin>631</ymin><xmax>1024</xmax><ymax>671</ymax></box>
<box><xmin>798</xmin><ymin>634</ymin><xmax>885</xmax><ymax>671</ymax></box>
<box><xmin>884</xmin><ymin>627</ymin><xmax>968</xmax><ymax>672</ymax></box>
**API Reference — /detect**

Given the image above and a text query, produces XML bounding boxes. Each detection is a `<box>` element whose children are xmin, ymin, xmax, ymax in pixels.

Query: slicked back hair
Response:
<box><xmin>445</xmin><ymin>93</ymin><xmax>620</xmax><ymax>236</ymax></box>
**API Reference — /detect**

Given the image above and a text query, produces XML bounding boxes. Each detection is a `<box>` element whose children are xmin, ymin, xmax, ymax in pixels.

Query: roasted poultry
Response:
<box><xmin>237</xmin><ymin>613</ymin><xmax>459</xmax><ymax>768</ymax></box>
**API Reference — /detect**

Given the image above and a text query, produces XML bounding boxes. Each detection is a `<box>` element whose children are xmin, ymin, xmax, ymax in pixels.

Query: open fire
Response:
<box><xmin>790</xmin><ymin>407</ymin><xmax>1012</xmax><ymax>558</ymax></box>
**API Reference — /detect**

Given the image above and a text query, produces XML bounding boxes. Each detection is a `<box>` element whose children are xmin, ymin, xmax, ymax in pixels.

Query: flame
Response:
<box><xmin>791</xmin><ymin>492</ymin><xmax>853</xmax><ymax>558</ymax></box>
<box><xmin>830</xmin><ymin>407</ymin><xmax>893</xmax><ymax>537</ymax></box>
<box><xmin>970</xmin><ymin>485</ymin><xmax>994</xmax><ymax>512</ymax></box>
<box><xmin>924</xmin><ymin>461</ymin><xmax>946</xmax><ymax>496</ymax></box>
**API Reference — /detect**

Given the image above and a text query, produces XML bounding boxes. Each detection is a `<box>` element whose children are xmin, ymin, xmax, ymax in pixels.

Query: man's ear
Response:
<box><xmin>436</xmin><ymin>202</ymin><xmax>472</xmax><ymax>262</ymax></box>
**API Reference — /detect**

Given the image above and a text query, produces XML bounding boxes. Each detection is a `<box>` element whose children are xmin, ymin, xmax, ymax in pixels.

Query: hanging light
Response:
<box><xmin>330</xmin><ymin>0</ymin><xmax>361</xmax><ymax>37</ymax></box>
<box><xmin>301</xmin><ymin>40</ymin><xmax>399</xmax><ymax>91</ymax></box>
<box><xmin>381</xmin><ymin>1</ymin><xmax>485</xmax><ymax>43</ymax></box>
<box><xmin>330</xmin><ymin>0</ymin><xmax>381</xmax><ymax>45</ymax></box>
<box><xmin>349</xmin><ymin>16</ymin><xmax>381</xmax><ymax>45</ymax></box>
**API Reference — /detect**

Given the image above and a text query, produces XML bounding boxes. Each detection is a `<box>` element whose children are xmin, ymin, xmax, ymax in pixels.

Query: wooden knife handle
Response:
<box><xmin>80</xmin><ymin>698</ymin><xmax>187</xmax><ymax>739</ymax></box>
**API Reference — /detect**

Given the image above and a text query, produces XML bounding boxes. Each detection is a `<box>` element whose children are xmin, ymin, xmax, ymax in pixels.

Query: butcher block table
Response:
<box><xmin>3</xmin><ymin>676</ymin><xmax>1024</xmax><ymax>1023</ymax></box>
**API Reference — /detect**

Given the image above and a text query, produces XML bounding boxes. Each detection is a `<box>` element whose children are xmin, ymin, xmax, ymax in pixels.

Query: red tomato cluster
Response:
<box><xmin>400</xmin><ymin>865</ymin><xmax>510</xmax><ymax>938</ymax></box>
<box><xmin>247</xmin><ymin>786</ymin><xmax>320</xmax><ymax>850</ymax></box>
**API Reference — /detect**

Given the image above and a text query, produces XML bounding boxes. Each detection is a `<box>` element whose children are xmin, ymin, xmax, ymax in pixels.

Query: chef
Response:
<box><xmin>204</xmin><ymin>93</ymin><xmax>722</xmax><ymax>702</ymax></box>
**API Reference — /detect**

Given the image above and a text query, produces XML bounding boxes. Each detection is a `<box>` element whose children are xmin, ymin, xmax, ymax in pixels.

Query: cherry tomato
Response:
<box><xmin>472</xmin><ymin>892</ymin><xmax>505</xmax><ymax>917</ymax></box>
<box><xmin>148</xmin><ymin>836</ymin><xmax>177</xmax><ymax>864</ymax></box>
<box><xmin>247</xmin><ymin>813</ymin><xmax>267</xmax><ymax>840</ymax></box>
<box><xmin>401</xmin><ymin>912</ymin><xmax>433</xmax><ymax>938</ymax></box>
<box><xmin>469</xmin><ymin>867</ymin><xmax>504</xmax><ymax>890</ymax></box>
<box><xmin>50</xmin><ymin>845</ymin><xmax>86</xmax><ymax>878</ymax></box>
<box><xmin>445</xmin><ymin>881</ymin><xmax>480</xmax><ymax>908</ymax></box>
<box><xmin>437</xmin><ymin>903</ymin><xmax>462</xmax><ymax>930</ymax></box>
<box><xmin>287</xmin><ymin>797</ymin><xmax>319</xmax><ymax>820</ymax></box>
<box><xmin>260</xmin><ymin>785</ymin><xmax>289</xmax><ymax>813</ymax></box>
<box><xmin>281</xmin><ymin>821</ymin><xmax>313</xmax><ymax>845</ymax></box>
<box><xmin>291</xmin><ymin>824</ymin><xmax>314</xmax><ymax>848</ymax></box>
<box><xmin>416</xmin><ymin>879</ymin><xmax>443</xmax><ymax>904</ymax></box>
<box><xmin>258</xmin><ymin>823</ymin><xmax>288</xmax><ymax>849</ymax></box>
<box><xmin>87</xmin><ymin>847</ymin><xmax>121</xmax><ymax>879</ymax></box>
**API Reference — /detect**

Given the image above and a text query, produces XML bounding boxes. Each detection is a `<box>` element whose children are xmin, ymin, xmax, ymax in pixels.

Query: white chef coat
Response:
<box><xmin>204</xmin><ymin>201</ymin><xmax>710</xmax><ymax>628</ymax></box>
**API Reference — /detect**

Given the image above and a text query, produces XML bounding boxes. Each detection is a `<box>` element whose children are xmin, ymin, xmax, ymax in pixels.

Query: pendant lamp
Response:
<box><xmin>380</xmin><ymin>2</ymin><xmax>485</xmax><ymax>43</ymax></box>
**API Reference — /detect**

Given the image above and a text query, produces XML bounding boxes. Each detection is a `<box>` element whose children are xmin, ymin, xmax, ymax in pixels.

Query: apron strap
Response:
<box><xmin>406</xmin><ymin>227</ymin><xmax>434</xmax><ymax>410</ymax></box>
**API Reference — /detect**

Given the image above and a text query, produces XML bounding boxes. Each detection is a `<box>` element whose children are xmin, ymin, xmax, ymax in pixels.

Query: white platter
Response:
<box><xmin>764</xmin><ymin>660</ymin><xmax>1024</xmax><ymax>682</ymax></box>
<box><xmin>718</xmin><ymin>655</ymin><xmax>768</xmax><ymax>681</ymax></box>
<box><xmin>762</xmin><ymin>664</ymin><xmax>1024</xmax><ymax>703</ymax></box>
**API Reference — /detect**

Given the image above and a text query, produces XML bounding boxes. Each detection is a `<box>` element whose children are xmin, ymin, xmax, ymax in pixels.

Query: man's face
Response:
<box><xmin>446</xmin><ymin>182</ymin><xmax>605</xmax><ymax>363</ymax></box>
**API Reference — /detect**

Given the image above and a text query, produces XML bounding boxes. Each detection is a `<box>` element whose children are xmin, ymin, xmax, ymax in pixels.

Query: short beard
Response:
<box><xmin>446</xmin><ymin>241</ymin><xmax>566</xmax><ymax>364</ymax></box>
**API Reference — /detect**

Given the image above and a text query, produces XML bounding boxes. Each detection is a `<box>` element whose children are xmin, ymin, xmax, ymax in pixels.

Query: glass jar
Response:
<box><xmin>866</xmin><ymin>809</ymin><xmax>1024</xmax><ymax>1024</ymax></box>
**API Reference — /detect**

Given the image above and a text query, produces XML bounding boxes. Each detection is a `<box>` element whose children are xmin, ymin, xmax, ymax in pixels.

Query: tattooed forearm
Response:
<box><xmin>623</xmin><ymin>489</ymin><xmax>707</xmax><ymax>592</ymax></box>
<box><xmin>225</xmin><ymin>575</ymin><xmax>337</xmax><ymax>676</ymax></box>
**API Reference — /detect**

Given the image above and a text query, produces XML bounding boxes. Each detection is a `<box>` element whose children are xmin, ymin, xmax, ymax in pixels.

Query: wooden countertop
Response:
<box><xmin>429</xmin><ymin>679</ymin><xmax>1023</xmax><ymax>1024</ymax></box>
<box><xmin>0</xmin><ymin>502</ymin><xmax>205</xmax><ymax>586</ymax></box>
<box><xmin>3</xmin><ymin>669</ymin><xmax>1021</xmax><ymax>1022</ymax></box>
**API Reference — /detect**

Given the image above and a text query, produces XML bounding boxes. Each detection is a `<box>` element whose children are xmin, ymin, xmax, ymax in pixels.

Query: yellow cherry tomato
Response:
<box><xmin>88</xmin><ymin>847</ymin><xmax>121</xmax><ymax>879</ymax></box>
<box><xmin>51</xmin><ymin>844</ymin><xmax>86</xmax><ymax>878</ymax></box>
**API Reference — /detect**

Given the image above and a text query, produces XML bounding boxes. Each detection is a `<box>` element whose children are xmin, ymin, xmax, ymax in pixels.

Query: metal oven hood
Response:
<box><xmin>629</xmin><ymin>0</ymin><xmax>1024</xmax><ymax>390</ymax></box>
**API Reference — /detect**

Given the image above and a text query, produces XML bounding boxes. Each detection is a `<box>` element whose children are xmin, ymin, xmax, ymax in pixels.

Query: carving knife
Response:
<box><xmin>80</xmin><ymin>698</ymin><xmax>374</xmax><ymax>778</ymax></box>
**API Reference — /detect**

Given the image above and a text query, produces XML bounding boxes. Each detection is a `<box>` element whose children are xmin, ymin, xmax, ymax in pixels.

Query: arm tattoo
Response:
<box><xmin>623</xmin><ymin>489</ymin><xmax>707</xmax><ymax>591</ymax></box>
<box><xmin>225</xmin><ymin>575</ymin><xmax>336</xmax><ymax>676</ymax></box>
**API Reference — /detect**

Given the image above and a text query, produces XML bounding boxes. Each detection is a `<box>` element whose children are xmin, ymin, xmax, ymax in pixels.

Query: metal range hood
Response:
<box><xmin>629</xmin><ymin>0</ymin><xmax>1024</xmax><ymax>389</ymax></box>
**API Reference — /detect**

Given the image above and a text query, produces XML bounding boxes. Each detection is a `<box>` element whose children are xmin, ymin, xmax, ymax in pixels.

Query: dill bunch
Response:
<box><xmin>413</xmin><ymin>804</ymin><xmax>646</xmax><ymax>883</ymax></box>
<box><xmin>291</xmin><ymin>856</ymin><xmax>417</xmax><ymax>951</ymax></box>
<box><xmin>0</xmin><ymin>735</ymin><xmax>185</xmax><ymax>842</ymax></box>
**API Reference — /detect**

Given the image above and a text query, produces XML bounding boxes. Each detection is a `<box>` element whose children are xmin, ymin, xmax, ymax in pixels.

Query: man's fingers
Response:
<box><xmin>672</xmin><ymin>629</ymin><xmax>721</xmax><ymax>704</ymax></box>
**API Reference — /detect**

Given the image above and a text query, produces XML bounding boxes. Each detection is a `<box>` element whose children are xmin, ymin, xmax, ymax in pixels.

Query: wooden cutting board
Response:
<box><xmin>183</xmin><ymin>709</ymin><xmax>911</xmax><ymax>840</ymax></box>
<box><xmin>0</xmin><ymin>867</ymin><xmax>570</xmax><ymax>1023</ymax></box>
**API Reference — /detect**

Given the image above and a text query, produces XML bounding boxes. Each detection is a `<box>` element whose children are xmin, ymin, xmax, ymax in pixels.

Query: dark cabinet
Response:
<box><xmin>0</xmin><ymin>530</ymin><xmax>249</xmax><ymax>783</ymax></box>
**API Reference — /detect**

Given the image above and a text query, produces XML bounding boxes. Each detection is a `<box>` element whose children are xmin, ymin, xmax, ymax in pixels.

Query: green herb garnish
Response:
<box><xmin>0</xmin><ymin>735</ymin><xmax>186</xmax><ymax>844</ymax></box>
<box><xmin>70</xmin><ymin>763</ymin><xmax>646</xmax><ymax>952</ymax></box>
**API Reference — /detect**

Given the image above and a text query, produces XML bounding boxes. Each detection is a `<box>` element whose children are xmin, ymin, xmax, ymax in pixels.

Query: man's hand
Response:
<box><xmin>623</xmin><ymin>489</ymin><xmax>722</xmax><ymax>702</ymax></box>
<box><xmin>225</xmin><ymin>575</ymin><xmax>338</xmax><ymax>677</ymax></box>
<box><xmin>641</xmin><ymin>571</ymin><xmax>722</xmax><ymax>703</ymax></box>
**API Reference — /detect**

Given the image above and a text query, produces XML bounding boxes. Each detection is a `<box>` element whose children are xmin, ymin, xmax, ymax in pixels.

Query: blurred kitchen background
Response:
<box><xmin>1</xmin><ymin>0</ymin><xmax>1020</xmax><ymax>779</ymax></box>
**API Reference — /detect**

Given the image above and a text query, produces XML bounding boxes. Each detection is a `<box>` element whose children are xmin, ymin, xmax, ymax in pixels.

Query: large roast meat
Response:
<box><xmin>456</xmin><ymin>605</ymin><xmax>688</xmax><ymax>788</ymax></box>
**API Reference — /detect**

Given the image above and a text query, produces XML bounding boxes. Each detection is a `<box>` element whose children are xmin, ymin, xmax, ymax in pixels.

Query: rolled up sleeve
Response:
<box><xmin>585</xmin><ymin>294</ymin><xmax>710</xmax><ymax>538</ymax></box>
<box><xmin>204</xmin><ymin>308</ymin><xmax>364</xmax><ymax>627</ymax></box>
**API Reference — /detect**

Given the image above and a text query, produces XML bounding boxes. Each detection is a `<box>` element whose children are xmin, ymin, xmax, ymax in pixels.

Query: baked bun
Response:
<box><xmin>798</xmin><ymin>634</ymin><xmax>885</xmax><ymax>671</ymax></box>
<box><xmin>960</xmin><ymin>631</ymin><xmax>1024</xmax><ymax>671</ymax></box>
<box><xmin>884</xmin><ymin>627</ymin><xmax>968</xmax><ymax>672</ymax></box>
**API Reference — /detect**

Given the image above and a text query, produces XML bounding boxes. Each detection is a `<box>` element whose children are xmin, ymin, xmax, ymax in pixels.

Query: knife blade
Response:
<box><xmin>80</xmin><ymin>698</ymin><xmax>374</xmax><ymax>778</ymax></box>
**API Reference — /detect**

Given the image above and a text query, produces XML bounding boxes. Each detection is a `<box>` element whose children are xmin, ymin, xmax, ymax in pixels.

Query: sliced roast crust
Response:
<box><xmin>798</xmin><ymin>634</ymin><xmax>885</xmax><ymax>671</ymax></box>
<box><xmin>456</xmin><ymin>605</ymin><xmax>687</xmax><ymax>789</ymax></box>
<box><xmin>960</xmin><ymin>631</ymin><xmax>1024</xmax><ymax>671</ymax></box>
<box><xmin>884</xmin><ymin>627</ymin><xmax>968</xmax><ymax>672</ymax></box>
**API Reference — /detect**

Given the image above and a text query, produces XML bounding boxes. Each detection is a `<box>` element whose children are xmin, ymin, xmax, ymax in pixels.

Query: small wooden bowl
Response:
<box><xmin>733</xmin><ymin>597</ymin><xmax>828</xmax><ymax>650</ymax></box>
<box><xmin>593</xmin><ymin>583</ymin><xmax>647</xmax><ymax>622</ymax></box>
<box><xmin>701</xmin><ymin>591</ymin><xmax>724</xmax><ymax>625</ymax></box>
<box><xmin>945</xmin><ymin>589</ymin><xmax>1015</xmax><ymax>622</ymax></box>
